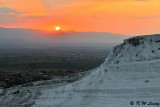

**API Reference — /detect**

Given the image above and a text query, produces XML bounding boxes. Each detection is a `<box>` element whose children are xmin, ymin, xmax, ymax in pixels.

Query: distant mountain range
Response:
<box><xmin>0</xmin><ymin>27</ymin><xmax>128</xmax><ymax>49</ymax></box>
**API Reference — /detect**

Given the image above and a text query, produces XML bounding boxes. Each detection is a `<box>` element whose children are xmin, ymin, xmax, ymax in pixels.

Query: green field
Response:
<box><xmin>0</xmin><ymin>47</ymin><xmax>109</xmax><ymax>71</ymax></box>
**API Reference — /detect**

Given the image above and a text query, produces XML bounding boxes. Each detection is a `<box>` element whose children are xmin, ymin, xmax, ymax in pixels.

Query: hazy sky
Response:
<box><xmin>0</xmin><ymin>0</ymin><xmax>160</xmax><ymax>35</ymax></box>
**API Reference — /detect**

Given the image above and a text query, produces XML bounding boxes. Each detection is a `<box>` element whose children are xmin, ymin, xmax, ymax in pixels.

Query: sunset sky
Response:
<box><xmin>0</xmin><ymin>0</ymin><xmax>160</xmax><ymax>35</ymax></box>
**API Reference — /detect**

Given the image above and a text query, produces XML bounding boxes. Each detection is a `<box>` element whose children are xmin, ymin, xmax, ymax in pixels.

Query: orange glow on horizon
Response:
<box><xmin>1</xmin><ymin>0</ymin><xmax>160</xmax><ymax>35</ymax></box>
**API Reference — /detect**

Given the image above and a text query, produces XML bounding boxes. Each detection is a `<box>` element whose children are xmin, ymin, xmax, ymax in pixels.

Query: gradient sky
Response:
<box><xmin>0</xmin><ymin>0</ymin><xmax>160</xmax><ymax>35</ymax></box>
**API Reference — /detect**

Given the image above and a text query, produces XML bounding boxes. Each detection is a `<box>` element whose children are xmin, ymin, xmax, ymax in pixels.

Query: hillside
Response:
<box><xmin>1</xmin><ymin>34</ymin><xmax>160</xmax><ymax>107</ymax></box>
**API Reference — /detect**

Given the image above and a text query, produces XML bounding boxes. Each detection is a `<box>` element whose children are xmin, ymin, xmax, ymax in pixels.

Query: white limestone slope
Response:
<box><xmin>1</xmin><ymin>34</ymin><xmax>160</xmax><ymax>107</ymax></box>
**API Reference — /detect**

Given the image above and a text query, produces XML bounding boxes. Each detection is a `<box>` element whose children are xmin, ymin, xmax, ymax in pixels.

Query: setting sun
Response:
<box><xmin>55</xmin><ymin>26</ymin><xmax>61</xmax><ymax>31</ymax></box>
<box><xmin>1</xmin><ymin>0</ymin><xmax>160</xmax><ymax>35</ymax></box>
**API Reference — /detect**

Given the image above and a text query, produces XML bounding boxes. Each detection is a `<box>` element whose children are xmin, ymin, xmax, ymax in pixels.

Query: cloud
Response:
<box><xmin>79</xmin><ymin>0</ymin><xmax>150</xmax><ymax>1</ymax></box>
<box><xmin>135</xmin><ymin>0</ymin><xmax>149</xmax><ymax>1</ymax></box>
<box><xmin>0</xmin><ymin>7</ymin><xmax>25</xmax><ymax>16</ymax></box>
<box><xmin>0</xmin><ymin>8</ymin><xmax>26</xmax><ymax>25</ymax></box>
<box><xmin>136</xmin><ymin>16</ymin><xmax>160</xmax><ymax>19</ymax></box>
<box><xmin>0</xmin><ymin>0</ymin><xmax>46</xmax><ymax>16</ymax></box>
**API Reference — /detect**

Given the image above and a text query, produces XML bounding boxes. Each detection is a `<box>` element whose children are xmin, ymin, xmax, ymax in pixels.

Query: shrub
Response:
<box><xmin>128</xmin><ymin>38</ymin><xmax>140</xmax><ymax>47</ymax></box>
